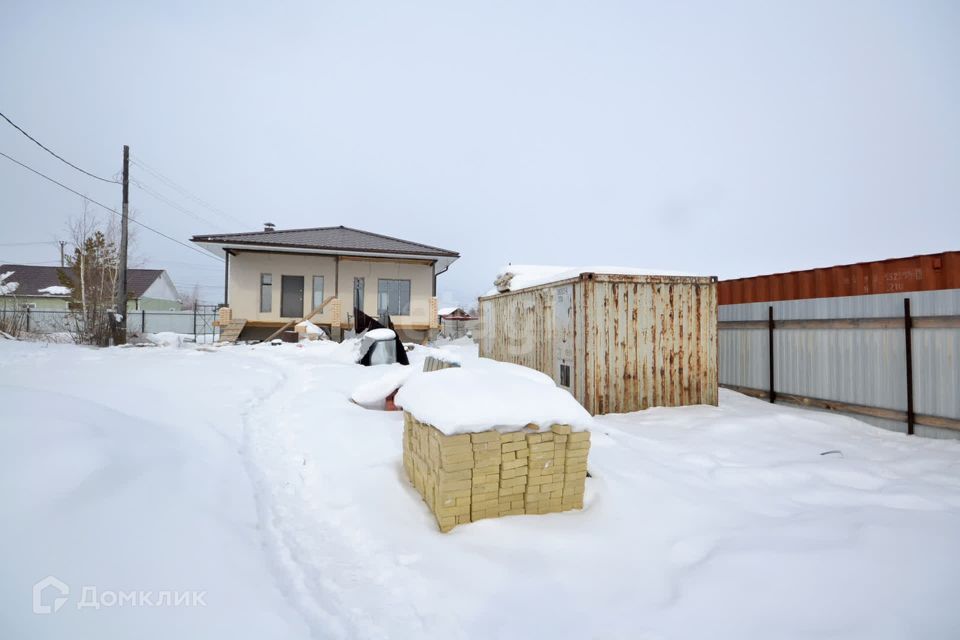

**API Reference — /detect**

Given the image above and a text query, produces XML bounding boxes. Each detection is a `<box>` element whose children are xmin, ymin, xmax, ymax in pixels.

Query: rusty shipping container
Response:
<box><xmin>720</xmin><ymin>251</ymin><xmax>960</xmax><ymax>305</ymax></box>
<box><xmin>478</xmin><ymin>272</ymin><xmax>719</xmax><ymax>415</ymax></box>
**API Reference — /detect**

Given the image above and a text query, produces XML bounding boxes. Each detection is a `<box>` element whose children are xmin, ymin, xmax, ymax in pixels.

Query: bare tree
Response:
<box><xmin>178</xmin><ymin>283</ymin><xmax>201</xmax><ymax>310</ymax></box>
<box><xmin>58</xmin><ymin>201</ymin><xmax>122</xmax><ymax>345</ymax></box>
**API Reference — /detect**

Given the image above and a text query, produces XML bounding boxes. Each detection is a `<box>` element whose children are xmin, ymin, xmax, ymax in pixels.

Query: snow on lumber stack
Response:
<box><xmin>396</xmin><ymin>368</ymin><xmax>593</xmax><ymax>532</ymax></box>
<box><xmin>395</xmin><ymin>368</ymin><xmax>591</xmax><ymax>434</ymax></box>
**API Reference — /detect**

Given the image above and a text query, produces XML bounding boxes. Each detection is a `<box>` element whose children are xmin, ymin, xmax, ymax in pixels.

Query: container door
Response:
<box><xmin>554</xmin><ymin>284</ymin><xmax>574</xmax><ymax>388</ymax></box>
<box><xmin>280</xmin><ymin>275</ymin><xmax>304</xmax><ymax>318</ymax></box>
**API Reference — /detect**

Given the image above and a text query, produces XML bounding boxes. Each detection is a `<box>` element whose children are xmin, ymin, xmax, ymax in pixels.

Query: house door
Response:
<box><xmin>353</xmin><ymin>277</ymin><xmax>364</xmax><ymax>313</ymax></box>
<box><xmin>281</xmin><ymin>275</ymin><xmax>304</xmax><ymax>318</ymax></box>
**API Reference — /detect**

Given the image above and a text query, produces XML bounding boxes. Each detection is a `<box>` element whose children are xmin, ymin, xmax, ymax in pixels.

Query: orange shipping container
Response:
<box><xmin>719</xmin><ymin>251</ymin><xmax>960</xmax><ymax>305</ymax></box>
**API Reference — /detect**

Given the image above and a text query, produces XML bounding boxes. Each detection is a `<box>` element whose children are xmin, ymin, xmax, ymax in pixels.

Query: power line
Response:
<box><xmin>130</xmin><ymin>156</ymin><xmax>249</xmax><ymax>228</ymax></box>
<box><xmin>152</xmin><ymin>260</ymin><xmax>224</xmax><ymax>270</ymax></box>
<box><xmin>131</xmin><ymin>177</ymin><xmax>227</xmax><ymax>232</ymax></box>
<box><xmin>0</xmin><ymin>150</ymin><xmax>223</xmax><ymax>263</ymax></box>
<box><xmin>0</xmin><ymin>110</ymin><xmax>121</xmax><ymax>184</ymax></box>
<box><xmin>0</xmin><ymin>241</ymin><xmax>57</xmax><ymax>247</ymax></box>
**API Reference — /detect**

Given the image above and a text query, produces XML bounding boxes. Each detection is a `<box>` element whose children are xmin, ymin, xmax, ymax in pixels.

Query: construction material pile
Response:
<box><xmin>396</xmin><ymin>368</ymin><xmax>592</xmax><ymax>532</ymax></box>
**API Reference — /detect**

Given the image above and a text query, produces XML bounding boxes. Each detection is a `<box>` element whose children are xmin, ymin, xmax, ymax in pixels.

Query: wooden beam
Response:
<box><xmin>722</xmin><ymin>384</ymin><xmax>767</xmax><ymax>399</ymax></box>
<box><xmin>720</xmin><ymin>384</ymin><xmax>960</xmax><ymax>432</ymax></box>
<box><xmin>719</xmin><ymin>315</ymin><xmax>960</xmax><ymax>331</ymax></box>
<box><xmin>262</xmin><ymin>295</ymin><xmax>337</xmax><ymax>342</ymax></box>
<box><xmin>913</xmin><ymin>316</ymin><xmax>960</xmax><ymax>329</ymax></box>
<box><xmin>718</xmin><ymin>320</ymin><xmax>767</xmax><ymax>330</ymax></box>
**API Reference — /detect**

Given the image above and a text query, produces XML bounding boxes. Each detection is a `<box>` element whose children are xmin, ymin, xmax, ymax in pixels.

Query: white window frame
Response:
<box><xmin>260</xmin><ymin>273</ymin><xmax>272</xmax><ymax>313</ymax></box>
<box><xmin>377</xmin><ymin>279</ymin><xmax>411</xmax><ymax>316</ymax></box>
<box><xmin>312</xmin><ymin>275</ymin><xmax>325</xmax><ymax>311</ymax></box>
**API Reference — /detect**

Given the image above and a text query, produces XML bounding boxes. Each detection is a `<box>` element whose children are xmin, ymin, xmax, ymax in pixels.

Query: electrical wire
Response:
<box><xmin>130</xmin><ymin>156</ymin><xmax>249</xmax><ymax>228</ymax></box>
<box><xmin>0</xmin><ymin>150</ymin><xmax>223</xmax><ymax>263</ymax></box>
<box><xmin>0</xmin><ymin>110</ymin><xmax>121</xmax><ymax>184</ymax></box>
<box><xmin>0</xmin><ymin>241</ymin><xmax>57</xmax><ymax>247</ymax></box>
<box><xmin>131</xmin><ymin>178</ymin><xmax>227</xmax><ymax>232</ymax></box>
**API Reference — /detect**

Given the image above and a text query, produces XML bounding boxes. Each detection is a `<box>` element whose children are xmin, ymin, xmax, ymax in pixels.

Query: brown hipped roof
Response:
<box><xmin>0</xmin><ymin>264</ymin><xmax>166</xmax><ymax>298</ymax></box>
<box><xmin>191</xmin><ymin>225</ymin><xmax>459</xmax><ymax>257</ymax></box>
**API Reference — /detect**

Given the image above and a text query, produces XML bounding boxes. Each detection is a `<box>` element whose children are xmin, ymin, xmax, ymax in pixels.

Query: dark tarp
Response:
<box><xmin>355</xmin><ymin>307</ymin><xmax>410</xmax><ymax>366</ymax></box>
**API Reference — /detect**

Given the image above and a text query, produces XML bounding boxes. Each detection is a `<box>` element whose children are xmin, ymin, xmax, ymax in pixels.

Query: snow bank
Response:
<box><xmin>488</xmin><ymin>264</ymin><xmax>700</xmax><ymax>295</ymax></box>
<box><xmin>350</xmin><ymin>365</ymin><xmax>415</xmax><ymax>409</ymax></box>
<box><xmin>407</xmin><ymin>344</ymin><xmax>463</xmax><ymax>368</ymax></box>
<box><xmin>5</xmin><ymin>338</ymin><xmax>960</xmax><ymax>638</ymax></box>
<box><xmin>145</xmin><ymin>331</ymin><xmax>185</xmax><ymax>347</ymax></box>
<box><xmin>395</xmin><ymin>367</ymin><xmax>592</xmax><ymax>434</ymax></box>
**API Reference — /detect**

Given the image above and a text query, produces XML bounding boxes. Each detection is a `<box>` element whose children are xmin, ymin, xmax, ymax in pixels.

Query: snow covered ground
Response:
<box><xmin>2</xmin><ymin>337</ymin><xmax>960</xmax><ymax>639</ymax></box>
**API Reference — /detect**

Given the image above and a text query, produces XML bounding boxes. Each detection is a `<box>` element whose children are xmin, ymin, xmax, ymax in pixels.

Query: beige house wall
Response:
<box><xmin>228</xmin><ymin>251</ymin><xmax>338</xmax><ymax>324</ymax></box>
<box><xmin>336</xmin><ymin>257</ymin><xmax>435</xmax><ymax>328</ymax></box>
<box><xmin>228</xmin><ymin>251</ymin><xmax>437</xmax><ymax>328</ymax></box>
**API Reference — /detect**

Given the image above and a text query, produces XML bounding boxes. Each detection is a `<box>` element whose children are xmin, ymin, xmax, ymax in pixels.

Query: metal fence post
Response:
<box><xmin>26</xmin><ymin>306</ymin><xmax>31</xmax><ymax>333</ymax></box>
<box><xmin>141</xmin><ymin>308</ymin><xmax>146</xmax><ymax>334</ymax></box>
<box><xmin>768</xmin><ymin>305</ymin><xmax>776</xmax><ymax>403</ymax></box>
<box><xmin>904</xmin><ymin>298</ymin><xmax>915</xmax><ymax>435</ymax></box>
<box><xmin>193</xmin><ymin>302</ymin><xmax>198</xmax><ymax>343</ymax></box>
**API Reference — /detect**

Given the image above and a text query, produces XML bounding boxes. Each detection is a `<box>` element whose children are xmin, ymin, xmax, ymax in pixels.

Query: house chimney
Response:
<box><xmin>264</xmin><ymin>222</ymin><xmax>276</xmax><ymax>232</ymax></box>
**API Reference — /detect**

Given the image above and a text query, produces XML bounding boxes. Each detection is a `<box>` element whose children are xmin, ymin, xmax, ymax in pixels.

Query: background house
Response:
<box><xmin>0</xmin><ymin>264</ymin><xmax>181</xmax><ymax>311</ymax></box>
<box><xmin>191</xmin><ymin>225</ymin><xmax>459</xmax><ymax>342</ymax></box>
<box><xmin>438</xmin><ymin>306</ymin><xmax>478</xmax><ymax>339</ymax></box>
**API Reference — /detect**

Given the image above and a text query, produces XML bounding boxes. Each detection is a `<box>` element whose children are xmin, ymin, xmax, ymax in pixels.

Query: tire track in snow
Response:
<box><xmin>234</xmin><ymin>354</ymin><xmax>350</xmax><ymax>639</ymax></box>
<box><xmin>237</xmin><ymin>351</ymin><xmax>453</xmax><ymax>639</ymax></box>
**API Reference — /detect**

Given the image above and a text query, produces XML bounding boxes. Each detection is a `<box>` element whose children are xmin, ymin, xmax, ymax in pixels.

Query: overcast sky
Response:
<box><xmin>2</xmin><ymin>1</ymin><xmax>958</xmax><ymax>306</ymax></box>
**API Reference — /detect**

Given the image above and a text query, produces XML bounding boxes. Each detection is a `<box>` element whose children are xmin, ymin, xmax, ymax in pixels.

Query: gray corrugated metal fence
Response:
<box><xmin>8</xmin><ymin>308</ymin><xmax>220</xmax><ymax>341</ymax></box>
<box><xmin>719</xmin><ymin>288</ymin><xmax>960</xmax><ymax>439</ymax></box>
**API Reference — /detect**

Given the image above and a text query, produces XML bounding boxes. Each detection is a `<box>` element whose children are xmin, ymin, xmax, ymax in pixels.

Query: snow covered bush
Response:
<box><xmin>0</xmin><ymin>271</ymin><xmax>25</xmax><ymax>337</ymax></box>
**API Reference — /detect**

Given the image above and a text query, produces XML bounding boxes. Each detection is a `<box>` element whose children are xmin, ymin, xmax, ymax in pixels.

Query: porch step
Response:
<box><xmin>219</xmin><ymin>320</ymin><xmax>247</xmax><ymax>343</ymax></box>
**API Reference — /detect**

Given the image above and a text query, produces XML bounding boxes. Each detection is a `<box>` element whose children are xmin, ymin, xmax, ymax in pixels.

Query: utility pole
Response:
<box><xmin>59</xmin><ymin>240</ymin><xmax>66</xmax><ymax>267</ymax></box>
<box><xmin>114</xmin><ymin>144</ymin><xmax>130</xmax><ymax>345</ymax></box>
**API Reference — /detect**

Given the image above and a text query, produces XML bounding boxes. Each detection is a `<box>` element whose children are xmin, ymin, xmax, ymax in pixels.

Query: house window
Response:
<box><xmin>260</xmin><ymin>273</ymin><xmax>272</xmax><ymax>313</ymax></box>
<box><xmin>377</xmin><ymin>279</ymin><xmax>411</xmax><ymax>316</ymax></box>
<box><xmin>312</xmin><ymin>276</ymin><xmax>324</xmax><ymax>311</ymax></box>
